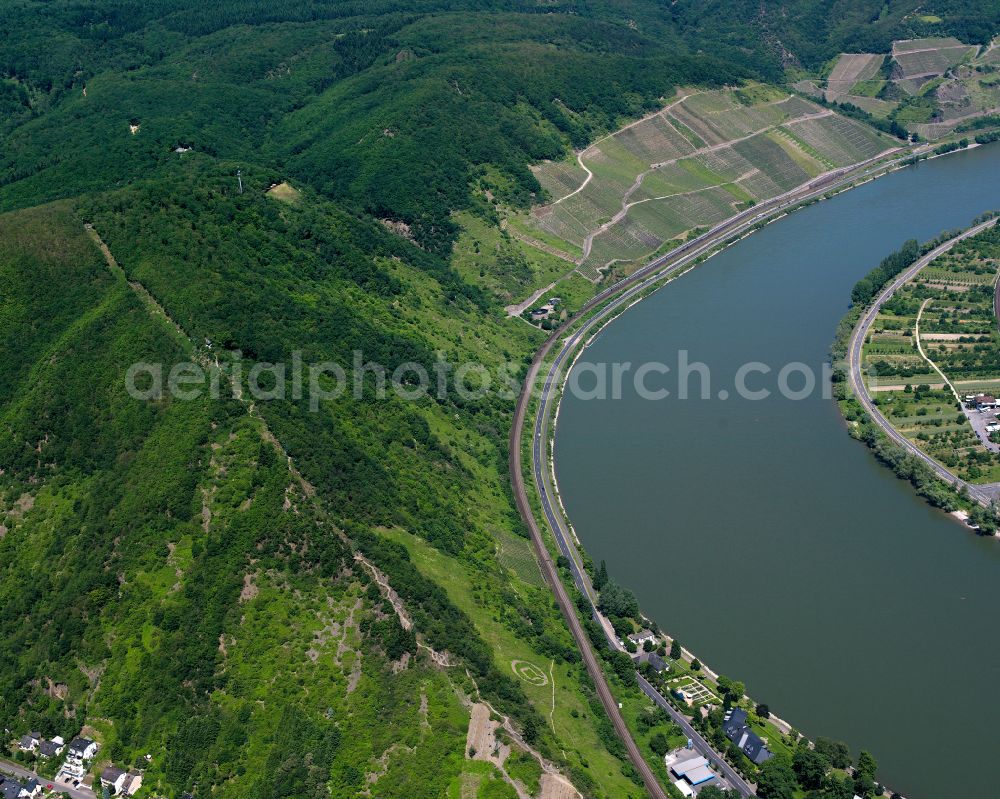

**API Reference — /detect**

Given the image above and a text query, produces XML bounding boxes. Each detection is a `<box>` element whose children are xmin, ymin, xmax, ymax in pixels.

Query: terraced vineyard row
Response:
<box><xmin>524</xmin><ymin>85</ymin><xmax>895</xmax><ymax>280</ymax></box>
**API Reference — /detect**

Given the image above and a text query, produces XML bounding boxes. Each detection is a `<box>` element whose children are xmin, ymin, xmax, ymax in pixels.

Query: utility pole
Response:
<box><xmin>237</xmin><ymin>169</ymin><xmax>243</xmax><ymax>195</ymax></box>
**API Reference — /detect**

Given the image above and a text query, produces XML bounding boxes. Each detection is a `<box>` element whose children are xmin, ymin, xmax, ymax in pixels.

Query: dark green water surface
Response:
<box><xmin>555</xmin><ymin>144</ymin><xmax>1000</xmax><ymax>799</ymax></box>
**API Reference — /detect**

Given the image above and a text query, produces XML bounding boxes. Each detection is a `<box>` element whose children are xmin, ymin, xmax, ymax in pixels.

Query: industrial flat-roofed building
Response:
<box><xmin>683</xmin><ymin>764</ymin><xmax>716</xmax><ymax>785</ymax></box>
<box><xmin>670</xmin><ymin>755</ymin><xmax>707</xmax><ymax>778</ymax></box>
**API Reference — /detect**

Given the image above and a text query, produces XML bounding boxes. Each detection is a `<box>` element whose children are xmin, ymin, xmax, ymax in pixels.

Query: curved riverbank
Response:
<box><xmin>841</xmin><ymin>216</ymin><xmax>1000</xmax><ymax>515</ymax></box>
<box><xmin>551</xmin><ymin>141</ymin><xmax>1000</xmax><ymax>799</ymax></box>
<box><xmin>512</xmin><ymin>145</ymin><xmax>947</xmax><ymax>797</ymax></box>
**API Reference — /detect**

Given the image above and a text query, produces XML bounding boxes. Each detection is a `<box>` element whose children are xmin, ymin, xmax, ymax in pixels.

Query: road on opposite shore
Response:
<box><xmin>510</xmin><ymin>146</ymin><xmax>924</xmax><ymax>799</ymax></box>
<box><xmin>846</xmin><ymin>216</ymin><xmax>1000</xmax><ymax>506</ymax></box>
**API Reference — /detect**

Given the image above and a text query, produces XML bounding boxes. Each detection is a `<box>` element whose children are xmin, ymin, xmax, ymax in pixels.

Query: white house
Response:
<box><xmin>628</xmin><ymin>629</ymin><xmax>656</xmax><ymax>648</ymax></box>
<box><xmin>67</xmin><ymin>736</ymin><xmax>99</xmax><ymax>762</ymax></box>
<box><xmin>101</xmin><ymin>767</ymin><xmax>128</xmax><ymax>795</ymax></box>
<box><xmin>20</xmin><ymin>779</ymin><xmax>42</xmax><ymax>799</ymax></box>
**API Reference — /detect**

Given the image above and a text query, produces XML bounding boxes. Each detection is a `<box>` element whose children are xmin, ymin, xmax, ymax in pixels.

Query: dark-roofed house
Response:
<box><xmin>18</xmin><ymin>731</ymin><xmax>40</xmax><ymax>752</ymax></box>
<box><xmin>38</xmin><ymin>739</ymin><xmax>63</xmax><ymax>758</ymax></box>
<box><xmin>22</xmin><ymin>778</ymin><xmax>42</xmax><ymax>799</ymax></box>
<box><xmin>647</xmin><ymin>653</ymin><xmax>668</xmax><ymax>674</ymax></box>
<box><xmin>722</xmin><ymin>708</ymin><xmax>773</xmax><ymax>765</ymax></box>
<box><xmin>1</xmin><ymin>780</ymin><xmax>23</xmax><ymax>799</ymax></box>
<box><xmin>68</xmin><ymin>736</ymin><xmax>99</xmax><ymax>761</ymax></box>
<box><xmin>101</xmin><ymin>766</ymin><xmax>128</xmax><ymax>794</ymax></box>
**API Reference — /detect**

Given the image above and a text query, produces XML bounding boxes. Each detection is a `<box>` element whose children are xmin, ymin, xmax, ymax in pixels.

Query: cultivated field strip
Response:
<box><xmin>783</xmin><ymin>114</ymin><xmax>889</xmax><ymax>167</ymax></box>
<box><xmin>531</xmin><ymin>159</ymin><xmax>589</xmax><ymax>200</ymax></box>
<box><xmin>526</xmin><ymin>86</ymin><xmax>894</xmax><ymax>279</ymax></box>
<box><xmin>825</xmin><ymin>53</ymin><xmax>883</xmax><ymax>100</ymax></box>
<box><xmin>891</xmin><ymin>37</ymin><xmax>977</xmax><ymax>81</ymax></box>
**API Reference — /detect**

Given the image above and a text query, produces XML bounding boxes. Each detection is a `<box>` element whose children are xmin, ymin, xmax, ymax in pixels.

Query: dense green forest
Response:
<box><xmin>1</xmin><ymin>2</ymin><xmax>996</xmax><ymax>797</ymax></box>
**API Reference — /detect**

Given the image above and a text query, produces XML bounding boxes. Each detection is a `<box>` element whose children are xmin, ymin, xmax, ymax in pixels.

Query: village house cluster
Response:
<box><xmin>619</xmin><ymin>625</ymin><xmax>775</xmax><ymax>796</ymax></box>
<box><xmin>9</xmin><ymin>730</ymin><xmax>143</xmax><ymax>797</ymax></box>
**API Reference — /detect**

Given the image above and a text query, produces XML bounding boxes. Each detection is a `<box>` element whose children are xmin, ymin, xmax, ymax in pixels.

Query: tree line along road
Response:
<box><xmin>846</xmin><ymin>216</ymin><xmax>1000</xmax><ymax>507</ymax></box>
<box><xmin>509</xmin><ymin>144</ymin><xmax>928</xmax><ymax>799</ymax></box>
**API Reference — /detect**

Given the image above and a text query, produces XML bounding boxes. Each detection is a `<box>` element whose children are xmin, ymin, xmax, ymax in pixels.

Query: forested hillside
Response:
<box><xmin>0</xmin><ymin>2</ymin><xmax>996</xmax><ymax>798</ymax></box>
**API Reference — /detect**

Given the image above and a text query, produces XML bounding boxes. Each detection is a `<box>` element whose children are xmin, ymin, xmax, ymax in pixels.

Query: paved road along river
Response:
<box><xmin>554</xmin><ymin>143</ymin><xmax>1000</xmax><ymax>799</ymax></box>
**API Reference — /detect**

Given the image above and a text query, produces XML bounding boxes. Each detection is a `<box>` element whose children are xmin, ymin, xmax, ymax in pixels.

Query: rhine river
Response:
<box><xmin>555</xmin><ymin>143</ymin><xmax>1000</xmax><ymax>799</ymax></box>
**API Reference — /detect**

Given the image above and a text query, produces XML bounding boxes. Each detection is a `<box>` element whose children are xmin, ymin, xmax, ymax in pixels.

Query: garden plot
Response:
<box><xmin>667</xmin><ymin>676</ymin><xmax>717</xmax><ymax>706</ymax></box>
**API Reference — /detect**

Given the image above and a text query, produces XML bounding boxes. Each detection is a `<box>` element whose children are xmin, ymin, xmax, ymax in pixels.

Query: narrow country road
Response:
<box><xmin>511</xmin><ymin>142</ymin><xmax>922</xmax><ymax>799</ymax></box>
<box><xmin>846</xmin><ymin>216</ymin><xmax>1000</xmax><ymax>506</ymax></box>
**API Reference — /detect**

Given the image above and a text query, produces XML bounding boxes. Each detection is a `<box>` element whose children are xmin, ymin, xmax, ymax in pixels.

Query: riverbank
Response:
<box><xmin>548</xmin><ymin>140</ymin><xmax>1000</xmax><ymax>799</ymax></box>
<box><xmin>836</xmin><ymin>215</ymin><xmax>1000</xmax><ymax>529</ymax></box>
<box><xmin>513</xmin><ymin>140</ymin><xmax>964</xmax><ymax>799</ymax></box>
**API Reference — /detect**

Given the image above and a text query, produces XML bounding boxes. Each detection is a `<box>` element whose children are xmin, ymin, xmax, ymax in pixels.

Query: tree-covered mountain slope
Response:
<box><xmin>0</xmin><ymin>200</ymin><xmax>467</xmax><ymax>797</ymax></box>
<box><xmin>0</xmin><ymin>172</ymin><xmax>669</xmax><ymax>798</ymax></box>
<box><xmin>1</xmin><ymin>3</ymin><xmax>997</xmax><ymax>798</ymax></box>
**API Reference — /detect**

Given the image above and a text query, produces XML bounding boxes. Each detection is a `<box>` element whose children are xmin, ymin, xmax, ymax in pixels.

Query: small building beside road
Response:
<box><xmin>669</xmin><ymin>754</ymin><xmax>717</xmax><ymax>786</ymax></box>
<box><xmin>647</xmin><ymin>653</ymin><xmax>668</xmax><ymax>674</ymax></box>
<box><xmin>628</xmin><ymin>629</ymin><xmax>656</xmax><ymax>648</ymax></box>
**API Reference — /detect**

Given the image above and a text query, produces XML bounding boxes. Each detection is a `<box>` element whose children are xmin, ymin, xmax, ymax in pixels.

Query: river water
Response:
<box><xmin>554</xmin><ymin>143</ymin><xmax>1000</xmax><ymax>799</ymax></box>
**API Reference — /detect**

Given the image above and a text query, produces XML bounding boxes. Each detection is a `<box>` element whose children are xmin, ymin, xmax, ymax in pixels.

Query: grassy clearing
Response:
<box><xmin>451</xmin><ymin>210</ymin><xmax>572</xmax><ymax>304</ymax></box>
<box><xmin>379</xmin><ymin>527</ymin><xmax>643</xmax><ymax>799</ymax></box>
<box><xmin>265</xmin><ymin>181</ymin><xmax>300</xmax><ymax>203</ymax></box>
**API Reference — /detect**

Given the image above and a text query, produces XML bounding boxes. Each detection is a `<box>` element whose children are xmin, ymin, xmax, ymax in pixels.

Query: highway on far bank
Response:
<box><xmin>846</xmin><ymin>216</ymin><xmax>1000</xmax><ymax>507</ymax></box>
<box><xmin>510</xmin><ymin>144</ymin><xmax>929</xmax><ymax>799</ymax></box>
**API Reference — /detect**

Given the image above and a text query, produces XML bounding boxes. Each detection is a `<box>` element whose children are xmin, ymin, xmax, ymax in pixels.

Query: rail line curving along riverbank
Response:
<box><xmin>509</xmin><ymin>141</ymin><xmax>947</xmax><ymax>798</ymax></box>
